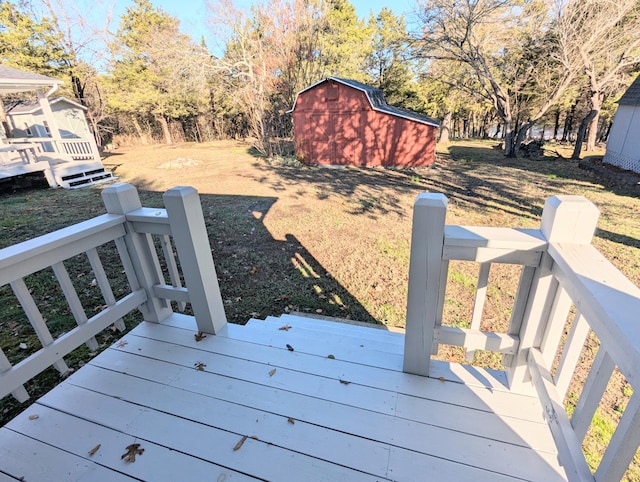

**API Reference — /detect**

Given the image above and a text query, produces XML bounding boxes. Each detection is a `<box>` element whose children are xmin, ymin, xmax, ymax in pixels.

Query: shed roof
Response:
<box><xmin>618</xmin><ymin>76</ymin><xmax>640</xmax><ymax>106</ymax></box>
<box><xmin>289</xmin><ymin>77</ymin><xmax>440</xmax><ymax>127</ymax></box>
<box><xmin>0</xmin><ymin>65</ymin><xmax>62</xmax><ymax>94</ymax></box>
<box><xmin>6</xmin><ymin>97</ymin><xmax>87</xmax><ymax>114</ymax></box>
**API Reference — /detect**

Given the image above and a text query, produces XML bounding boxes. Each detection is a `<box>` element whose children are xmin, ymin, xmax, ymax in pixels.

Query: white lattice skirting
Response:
<box><xmin>603</xmin><ymin>150</ymin><xmax>640</xmax><ymax>174</ymax></box>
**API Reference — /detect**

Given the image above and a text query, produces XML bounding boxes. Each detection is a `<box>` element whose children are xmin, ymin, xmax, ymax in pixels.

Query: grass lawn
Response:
<box><xmin>1</xmin><ymin>138</ymin><xmax>639</xmax><ymax>477</ymax></box>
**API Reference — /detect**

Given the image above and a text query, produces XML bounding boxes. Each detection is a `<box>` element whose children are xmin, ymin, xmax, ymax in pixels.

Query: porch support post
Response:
<box><xmin>102</xmin><ymin>183</ymin><xmax>173</xmax><ymax>323</ymax></box>
<box><xmin>163</xmin><ymin>186</ymin><xmax>227</xmax><ymax>334</ymax></box>
<box><xmin>36</xmin><ymin>89</ymin><xmax>61</xmax><ymax>140</ymax></box>
<box><xmin>403</xmin><ymin>193</ymin><xmax>447</xmax><ymax>376</ymax></box>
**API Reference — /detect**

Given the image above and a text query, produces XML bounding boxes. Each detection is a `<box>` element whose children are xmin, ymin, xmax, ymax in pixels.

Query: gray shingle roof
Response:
<box><xmin>290</xmin><ymin>77</ymin><xmax>440</xmax><ymax>127</ymax></box>
<box><xmin>618</xmin><ymin>76</ymin><xmax>640</xmax><ymax>106</ymax></box>
<box><xmin>0</xmin><ymin>65</ymin><xmax>62</xmax><ymax>93</ymax></box>
<box><xmin>6</xmin><ymin>97</ymin><xmax>86</xmax><ymax>114</ymax></box>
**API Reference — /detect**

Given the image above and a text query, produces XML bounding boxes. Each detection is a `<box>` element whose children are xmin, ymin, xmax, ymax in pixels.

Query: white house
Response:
<box><xmin>7</xmin><ymin>96</ymin><xmax>94</xmax><ymax>141</ymax></box>
<box><xmin>603</xmin><ymin>76</ymin><xmax>640</xmax><ymax>174</ymax></box>
<box><xmin>0</xmin><ymin>64</ymin><xmax>113</xmax><ymax>188</ymax></box>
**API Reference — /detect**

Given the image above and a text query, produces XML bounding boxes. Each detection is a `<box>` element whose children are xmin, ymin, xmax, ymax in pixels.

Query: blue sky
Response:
<box><xmin>145</xmin><ymin>0</ymin><xmax>414</xmax><ymax>47</ymax></box>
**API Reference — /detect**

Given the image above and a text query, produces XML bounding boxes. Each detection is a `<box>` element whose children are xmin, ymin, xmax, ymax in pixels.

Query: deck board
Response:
<box><xmin>0</xmin><ymin>314</ymin><xmax>569</xmax><ymax>481</ymax></box>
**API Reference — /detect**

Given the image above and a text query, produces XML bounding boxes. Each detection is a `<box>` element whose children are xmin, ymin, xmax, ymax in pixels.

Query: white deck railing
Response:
<box><xmin>404</xmin><ymin>193</ymin><xmax>640</xmax><ymax>481</ymax></box>
<box><xmin>54</xmin><ymin>138</ymin><xmax>100</xmax><ymax>162</ymax></box>
<box><xmin>7</xmin><ymin>137</ymin><xmax>101</xmax><ymax>163</ymax></box>
<box><xmin>0</xmin><ymin>183</ymin><xmax>226</xmax><ymax>403</ymax></box>
<box><xmin>2</xmin><ymin>185</ymin><xmax>639</xmax><ymax>479</ymax></box>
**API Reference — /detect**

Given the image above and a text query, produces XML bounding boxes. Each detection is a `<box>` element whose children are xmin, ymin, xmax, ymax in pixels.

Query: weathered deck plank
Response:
<box><xmin>0</xmin><ymin>315</ymin><xmax>568</xmax><ymax>481</ymax></box>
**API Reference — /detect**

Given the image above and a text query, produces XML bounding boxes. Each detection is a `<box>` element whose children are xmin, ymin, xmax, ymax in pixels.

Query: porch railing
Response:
<box><xmin>7</xmin><ymin>137</ymin><xmax>101</xmax><ymax>163</ymax></box>
<box><xmin>404</xmin><ymin>193</ymin><xmax>640</xmax><ymax>481</ymax></box>
<box><xmin>0</xmin><ymin>183</ymin><xmax>226</xmax><ymax>403</ymax></box>
<box><xmin>54</xmin><ymin>138</ymin><xmax>101</xmax><ymax>162</ymax></box>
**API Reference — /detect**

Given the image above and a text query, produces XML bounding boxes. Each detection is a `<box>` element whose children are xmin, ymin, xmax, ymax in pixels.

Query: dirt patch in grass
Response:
<box><xmin>2</xmin><ymin>139</ymin><xmax>640</xmax><ymax>476</ymax></box>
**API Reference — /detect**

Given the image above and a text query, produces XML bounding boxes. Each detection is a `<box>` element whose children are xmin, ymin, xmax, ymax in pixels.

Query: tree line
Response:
<box><xmin>1</xmin><ymin>0</ymin><xmax>638</xmax><ymax>159</ymax></box>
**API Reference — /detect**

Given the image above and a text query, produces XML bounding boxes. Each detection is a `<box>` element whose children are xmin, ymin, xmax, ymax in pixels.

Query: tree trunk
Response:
<box><xmin>439</xmin><ymin>111</ymin><xmax>452</xmax><ymax>143</ymax></box>
<box><xmin>571</xmin><ymin>110</ymin><xmax>598</xmax><ymax>159</ymax></box>
<box><xmin>157</xmin><ymin>115</ymin><xmax>173</xmax><ymax>145</ymax></box>
<box><xmin>552</xmin><ymin>108</ymin><xmax>560</xmax><ymax>140</ymax></box>
<box><xmin>132</xmin><ymin>117</ymin><xmax>148</xmax><ymax>145</ymax></box>
<box><xmin>572</xmin><ymin>91</ymin><xmax>603</xmax><ymax>158</ymax></box>
<box><xmin>504</xmin><ymin>120</ymin><xmax>515</xmax><ymax>157</ymax></box>
<box><xmin>562</xmin><ymin>102</ymin><xmax>577</xmax><ymax>142</ymax></box>
<box><xmin>512</xmin><ymin>121</ymin><xmax>534</xmax><ymax>158</ymax></box>
<box><xmin>493</xmin><ymin>123</ymin><xmax>501</xmax><ymax>139</ymax></box>
<box><xmin>586</xmin><ymin>92</ymin><xmax>604</xmax><ymax>151</ymax></box>
<box><xmin>71</xmin><ymin>74</ymin><xmax>86</xmax><ymax>106</ymax></box>
<box><xmin>599</xmin><ymin>120</ymin><xmax>612</xmax><ymax>143</ymax></box>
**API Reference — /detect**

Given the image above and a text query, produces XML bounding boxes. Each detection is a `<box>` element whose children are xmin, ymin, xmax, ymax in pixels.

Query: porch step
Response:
<box><xmin>245</xmin><ymin>314</ymin><xmax>518</xmax><ymax>392</ymax></box>
<box><xmin>57</xmin><ymin>167</ymin><xmax>115</xmax><ymax>188</ymax></box>
<box><xmin>245</xmin><ymin>316</ymin><xmax>405</xmax><ymax>371</ymax></box>
<box><xmin>264</xmin><ymin>312</ymin><xmax>405</xmax><ymax>343</ymax></box>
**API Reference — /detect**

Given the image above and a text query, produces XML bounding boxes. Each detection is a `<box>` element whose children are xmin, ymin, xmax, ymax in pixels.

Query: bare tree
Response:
<box><xmin>412</xmin><ymin>0</ymin><xmax>580</xmax><ymax>157</ymax></box>
<box><xmin>556</xmin><ymin>0</ymin><xmax>640</xmax><ymax>158</ymax></box>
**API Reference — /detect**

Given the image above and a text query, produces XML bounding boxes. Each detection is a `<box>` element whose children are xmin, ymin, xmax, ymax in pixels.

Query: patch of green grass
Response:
<box><xmin>448</xmin><ymin>268</ymin><xmax>477</xmax><ymax>290</ymax></box>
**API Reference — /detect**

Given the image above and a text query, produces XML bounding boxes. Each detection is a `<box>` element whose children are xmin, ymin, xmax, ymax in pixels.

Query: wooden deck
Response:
<box><xmin>0</xmin><ymin>313</ymin><xmax>567</xmax><ymax>481</ymax></box>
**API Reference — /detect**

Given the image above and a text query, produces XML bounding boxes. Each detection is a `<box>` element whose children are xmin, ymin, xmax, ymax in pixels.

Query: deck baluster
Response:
<box><xmin>102</xmin><ymin>183</ymin><xmax>173</xmax><ymax>323</ymax></box>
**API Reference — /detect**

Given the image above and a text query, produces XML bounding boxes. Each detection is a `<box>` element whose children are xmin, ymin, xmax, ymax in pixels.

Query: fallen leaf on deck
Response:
<box><xmin>327</xmin><ymin>354</ymin><xmax>335</xmax><ymax>359</ymax></box>
<box><xmin>28</xmin><ymin>414</ymin><xmax>39</xmax><ymax>420</ymax></box>
<box><xmin>194</xmin><ymin>331</ymin><xmax>207</xmax><ymax>342</ymax></box>
<box><xmin>88</xmin><ymin>444</ymin><xmax>101</xmax><ymax>456</ymax></box>
<box><xmin>269</xmin><ymin>368</ymin><xmax>276</xmax><ymax>377</ymax></box>
<box><xmin>339</xmin><ymin>379</ymin><xmax>351</xmax><ymax>385</ymax></box>
<box><xmin>278</xmin><ymin>325</ymin><xmax>292</xmax><ymax>331</ymax></box>
<box><xmin>438</xmin><ymin>376</ymin><xmax>445</xmax><ymax>382</ymax></box>
<box><xmin>287</xmin><ymin>417</ymin><xmax>295</xmax><ymax>425</ymax></box>
<box><xmin>117</xmin><ymin>341</ymin><xmax>128</xmax><ymax>348</ymax></box>
<box><xmin>194</xmin><ymin>362</ymin><xmax>207</xmax><ymax>371</ymax></box>
<box><xmin>233</xmin><ymin>435</ymin><xmax>248</xmax><ymax>451</ymax></box>
<box><xmin>286</xmin><ymin>344</ymin><xmax>294</xmax><ymax>352</ymax></box>
<box><xmin>121</xmin><ymin>443</ymin><xmax>144</xmax><ymax>463</ymax></box>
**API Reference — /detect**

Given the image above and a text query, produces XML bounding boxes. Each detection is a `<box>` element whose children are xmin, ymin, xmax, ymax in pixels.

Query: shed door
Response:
<box><xmin>310</xmin><ymin>113</ymin><xmax>332</xmax><ymax>165</ymax></box>
<box><xmin>333</xmin><ymin>112</ymin><xmax>363</xmax><ymax>165</ymax></box>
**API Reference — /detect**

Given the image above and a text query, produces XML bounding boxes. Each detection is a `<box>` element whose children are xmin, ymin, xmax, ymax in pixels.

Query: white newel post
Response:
<box><xmin>163</xmin><ymin>186</ymin><xmax>227</xmax><ymax>334</ymax></box>
<box><xmin>403</xmin><ymin>193</ymin><xmax>447</xmax><ymax>376</ymax></box>
<box><xmin>102</xmin><ymin>183</ymin><xmax>173</xmax><ymax>323</ymax></box>
<box><xmin>507</xmin><ymin>195</ymin><xmax>599</xmax><ymax>388</ymax></box>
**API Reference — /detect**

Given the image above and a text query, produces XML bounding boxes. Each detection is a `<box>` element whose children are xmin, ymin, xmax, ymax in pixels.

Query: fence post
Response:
<box><xmin>403</xmin><ymin>193</ymin><xmax>447</xmax><ymax>376</ymax></box>
<box><xmin>507</xmin><ymin>195</ymin><xmax>599</xmax><ymax>388</ymax></box>
<box><xmin>102</xmin><ymin>183</ymin><xmax>174</xmax><ymax>323</ymax></box>
<box><xmin>163</xmin><ymin>186</ymin><xmax>227</xmax><ymax>334</ymax></box>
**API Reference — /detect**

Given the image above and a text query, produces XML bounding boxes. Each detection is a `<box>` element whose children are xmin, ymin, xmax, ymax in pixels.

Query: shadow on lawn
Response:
<box><xmin>129</xmin><ymin>183</ymin><xmax>378</xmax><ymax>326</ymax></box>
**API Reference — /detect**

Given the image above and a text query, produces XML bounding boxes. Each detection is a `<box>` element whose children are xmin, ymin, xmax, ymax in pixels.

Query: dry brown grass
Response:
<box><xmin>2</xmin><ymin>138</ymin><xmax>639</xmax><ymax>477</ymax></box>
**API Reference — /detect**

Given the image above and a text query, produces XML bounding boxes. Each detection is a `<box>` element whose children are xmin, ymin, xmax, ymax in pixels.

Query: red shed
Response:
<box><xmin>288</xmin><ymin>77</ymin><xmax>440</xmax><ymax>167</ymax></box>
